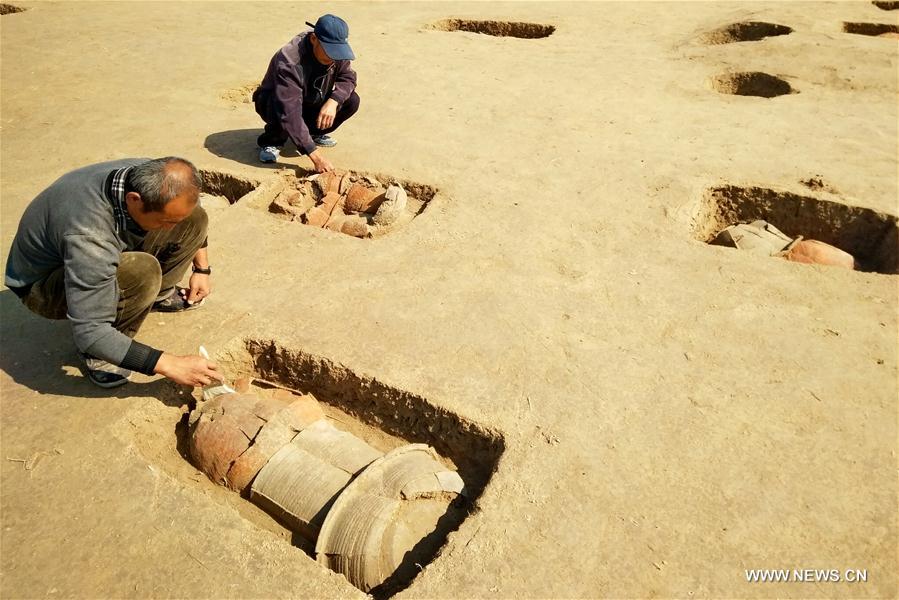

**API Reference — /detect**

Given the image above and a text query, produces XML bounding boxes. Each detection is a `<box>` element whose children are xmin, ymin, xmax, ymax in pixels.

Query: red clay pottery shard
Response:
<box><xmin>188</xmin><ymin>392</ymin><xmax>287</xmax><ymax>486</ymax></box>
<box><xmin>304</xmin><ymin>191</ymin><xmax>345</xmax><ymax>229</ymax></box>
<box><xmin>268</xmin><ymin>389</ymin><xmax>326</xmax><ymax>422</ymax></box>
<box><xmin>321</xmin><ymin>191</ymin><xmax>343</xmax><ymax>213</ymax></box>
<box><xmin>315</xmin><ymin>444</ymin><xmax>466</xmax><ymax>592</ymax></box>
<box><xmin>314</xmin><ymin>170</ymin><xmax>345</xmax><ymax>197</ymax></box>
<box><xmin>313</xmin><ymin>173</ymin><xmax>334</xmax><ymax>197</ymax></box>
<box><xmin>304</xmin><ymin>206</ymin><xmax>330</xmax><ymax>228</ymax></box>
<box><xmin>344</xmin><ymin>184</ymin><xmax>385</xmax><ymax>213</ymax></box>
<box><xmin>324</xmin><ymin>209</ymin><xmax>348</xmax><ymax>232</ymax></box>
<box><xmin>226</xmin><ymin>394</ymin><xmax>327</xmax><ymax>493</ymax></box>
<box><xmin>324</xmin><ymin>211</ymin><xmax>369</xmax><ymax>237</ymax></box>
<box><xmin>340</xmin><ymin>214</ymin><xmax>370</xmax><ymax>238</ymax></box>
<box><xmin>783</xmin><ymin>239</ymin><xmax>856</xmax><ymax>269</ymax></box>
<box><xmin>338</xmin><ymin>172</ymin><xmax>354</xmax><ymax>195</ymax></box>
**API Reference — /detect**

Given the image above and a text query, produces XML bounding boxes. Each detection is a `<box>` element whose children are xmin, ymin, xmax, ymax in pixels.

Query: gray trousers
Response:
<box><xmin>20</xmin><ymin>207</ymin><xmax>208</xmax><ymax>341</ymax></box>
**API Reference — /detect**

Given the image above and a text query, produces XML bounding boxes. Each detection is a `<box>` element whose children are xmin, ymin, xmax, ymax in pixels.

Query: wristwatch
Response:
<box><xmin>192</xmin><ymin>265</ymin><xmax>212</xmax><ymax>275</ymax></box>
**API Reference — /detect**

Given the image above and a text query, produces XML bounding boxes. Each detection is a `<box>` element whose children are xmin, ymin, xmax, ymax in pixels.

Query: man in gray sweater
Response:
<box><xmin>5</xmin><ymin>157</ymin><xmax>223</xmax><ymax>388</ymax></box>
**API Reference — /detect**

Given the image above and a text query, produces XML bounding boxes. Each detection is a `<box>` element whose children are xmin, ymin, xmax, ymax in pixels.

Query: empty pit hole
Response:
<box><xmin>266</xmin><ymin>171</ymin><xmax>437</xmax><ymax>239</ymax></box>
<box><xmin>708</xmin><ymin>72</ymin><xmax>794</xmax><ymax>97</ymax></box>
<box><xmin>842</xmin><ymin>22</ymin><xmax>899</xmax><ymax>37</ymax></box>
<box><xmin>156</xmin><ymin>338</ymin><xmax>504</xmax><ymax>598</ymax></box>
<box><xmin>700</xmin><ymin>21</ymin><xmax>793</xmax><ymax>44</ymax></box>
<box><xmin>0</xmin><ymin>3</ymin><xmax>26</xmax><ymax>14</ymax></box>
<box><xmin>427</xmin><ymin>18</ymin><xmax>555</xmax><ymax>38</ymax></box>
<box><xmin>198</xmin><ymin>169</ymin><xmax>260</xmax><ymax>209</ymax></box>
<box><xmin>872</xmin><ymin>1</ymin><xmax>899</xmax><ymax>10</ymax></box>
<box><xmin>693</xmin><ymin>185</ymin><xmax>899</xmax><ymax>274</ymax></box>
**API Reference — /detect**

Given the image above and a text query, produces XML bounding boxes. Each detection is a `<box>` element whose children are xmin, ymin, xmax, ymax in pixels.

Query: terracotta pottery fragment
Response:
<box><xmin>315</xmin><ymin>444</ymin><xmax>466</xmax><ymax>592</ymax></box>
<box><xmin>783</xmin><ymin>239</ymin><xmax>856</xmax><ymax>269</ymax></box>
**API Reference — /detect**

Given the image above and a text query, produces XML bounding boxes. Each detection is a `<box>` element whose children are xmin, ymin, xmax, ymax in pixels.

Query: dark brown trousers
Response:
<box><xmin>20</xmin><ymin>207</ymin><xmax>208</xmax><ymax>340</ymax></box>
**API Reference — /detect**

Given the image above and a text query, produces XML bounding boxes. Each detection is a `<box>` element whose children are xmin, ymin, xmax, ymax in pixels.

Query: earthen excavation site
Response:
<box><xmin>1</xmin><ymin>2</ymin><xmax>897</xmax><ymax>599</ymax></box>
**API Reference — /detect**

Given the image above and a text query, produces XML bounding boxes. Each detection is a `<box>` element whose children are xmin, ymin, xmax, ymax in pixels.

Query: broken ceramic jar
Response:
<box><xmin>316</xmin><ymin>444</ymin><xmax>466</xmax><ymax>592</ymax></box>
<box><xmin>187</xmin><ymin>383</ymin><xmax>466</xmax><ymax>593</ymax></box>
<box><xmin>188</xmin><ymin>389</ymin><xmax>324</xmax><ymax>493</ymax></box>
<box><xmin>268</xmin><ymin>170</ymin><xmax>410</xmax><ymax>238</ymax></box>
<box><xmin>250</xmin><ymin>419</ymin><xmax>383</xmax><ymax>540</ymax></box>
<box><xmin>710</xmin><ymin>220</ymin><xmax>857</xmax><ymax>269</ymax></box>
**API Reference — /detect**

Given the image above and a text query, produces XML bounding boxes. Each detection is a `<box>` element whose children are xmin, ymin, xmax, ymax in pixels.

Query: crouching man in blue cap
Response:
<box><xmin>253</xmin><ymin>14</ymin><xmax>360</xmax><ymax>173</ymax></box>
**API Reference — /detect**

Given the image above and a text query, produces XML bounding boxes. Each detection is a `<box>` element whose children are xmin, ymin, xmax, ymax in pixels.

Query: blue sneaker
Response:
<box><xmin>313</xmin><ymin>135</ymin><xmax>337</xmax><ymax>148</ymax></box>
<box><xmin>259</xmin><ymin>146</ymin><xmax>281</xmax><ymax>163</ymax></box>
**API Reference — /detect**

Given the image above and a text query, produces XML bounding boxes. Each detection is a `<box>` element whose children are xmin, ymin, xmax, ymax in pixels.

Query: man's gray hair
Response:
<box><xmin>126</xmin><ymin>157</ymin><xmax>203</xmax><ymax>212</ymax></box>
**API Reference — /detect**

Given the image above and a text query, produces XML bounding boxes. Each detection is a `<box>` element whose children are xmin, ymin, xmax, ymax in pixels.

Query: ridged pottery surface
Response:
<box><xmin>226</xmin><ymin>393</ymin><xmax>325</xmax><ymax>493</ymax></box>
<box><xmin>315</xmin><ymin>444</ymin><xmax>466</xmax><ymax>592</ymax></box>
<box><xmin>188</xmin><ymin>392</ymin><xmax>287</xmax><ymax>486</ymax></box>
<box><xmin>250</xmin><ymin>420</ymin><xmax>383</xmax><ymax>540</ymax></box>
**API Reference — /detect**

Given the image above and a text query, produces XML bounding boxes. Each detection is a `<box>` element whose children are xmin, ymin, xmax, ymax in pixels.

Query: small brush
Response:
<box><xmin>198</xmin><ymin>345</ymin><xmax>236</xmax><ymax>400</ymax></box>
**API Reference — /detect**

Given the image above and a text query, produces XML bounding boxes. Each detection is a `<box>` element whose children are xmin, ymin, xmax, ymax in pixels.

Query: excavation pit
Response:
<box><xmin>700</xmin><ymin>21</ymin><xmax>793</xmax><ymax>44</ymax></box>
<box><xmin>872</xmin><ymin>1</ymin><xmax>899</xmax><ymax>10</ymax></box>
<box><xmin>162</xmin><ymin>338</ymin><xmax>504</xmax><ymax>598</ymax></box>
<box><xmin>693</xmin><ymin>185</ymin><xmax>899</xmax><ymax>274</ymax></box>
<box><xmin>0</xmin><ymin>3</ymin><xmax>26</xmax><ymax>14</ymax></box>
<box><xmin>198</xmin><ymin>169</ymin><xmax>261</xmax><ymax>210</ymax></box>
<box><xmin>265</xmin><ymin>170</ymin><xmax>437</xmax><ymax>239</ymax></box>
<box><xmin>842</xmin><ymin>22</ymin><xmax>899</xmax><ymax>37</ymax></box>
<box><xmin>708</xmin><ymin>72</ymin><xmax>794</xmax><ymax>97</ymax></box>
<box><xmin>427</xmin><ymin>18</ymin><xmax>555</xmax><ymax>39</ymax></box>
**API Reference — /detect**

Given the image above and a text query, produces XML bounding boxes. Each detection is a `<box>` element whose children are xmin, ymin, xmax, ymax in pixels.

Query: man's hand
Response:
<box><xmin>317</xmin><ymin>98</ymin><xmax>338</xmax><ymax>130</ymax></box>
<box><xmin>184</xmin><ymin>272</ymin><xmax>212</xmax><ymax>305</ymax></box>
<box><xmin>154</xmin><ymin>353</ymin><xmax>223</xmax><ymax>387</ymax></box>
<box><xmin>309</xmin><ymin>150</ymin><xmax>334</xmax><ymax>173</ymax></box>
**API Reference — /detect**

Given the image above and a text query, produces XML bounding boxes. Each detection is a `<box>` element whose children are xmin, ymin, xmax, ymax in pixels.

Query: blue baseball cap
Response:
<box><xmin>306</xmin><ymin>14</ymin><xmax>355</xmax><ymax>61</ymax></box>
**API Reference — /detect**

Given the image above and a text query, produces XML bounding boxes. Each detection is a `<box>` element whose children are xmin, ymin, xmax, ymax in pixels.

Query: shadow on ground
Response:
<box><xmin>204</xmin><ymin>129</ymin><xmax>310</xmax><ymax>176</ymax></box>
<box><xmin>0</xmin><ymin>290</ymin><xmax>182</xmax><ymax>403</ymax></box>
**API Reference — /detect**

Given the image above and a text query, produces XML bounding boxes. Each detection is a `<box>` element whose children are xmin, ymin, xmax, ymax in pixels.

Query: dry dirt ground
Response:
<box><xmin>1</xmin><ymin>2</ymin><xmax>898</xmax><ymax>599</ymax></box>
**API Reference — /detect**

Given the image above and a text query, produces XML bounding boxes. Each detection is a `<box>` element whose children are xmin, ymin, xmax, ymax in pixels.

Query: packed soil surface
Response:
<box><xmin>1</xmin><ymin>2</ymin><xmax>897</xmax><ymax>598</ymax></box>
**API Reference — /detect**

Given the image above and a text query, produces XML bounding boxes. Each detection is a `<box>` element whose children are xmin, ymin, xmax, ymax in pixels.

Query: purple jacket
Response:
<box><xmin>255</xmin><ymin>31</ymin><xmax>357</xmax><ymax>155</ymax></box>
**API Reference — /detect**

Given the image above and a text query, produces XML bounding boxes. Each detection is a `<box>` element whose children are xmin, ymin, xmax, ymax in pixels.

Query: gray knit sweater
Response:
<box><xmin>4</xmin><ymin>159</ymin><xmax>162</xmax><ymax>374</ymax></box>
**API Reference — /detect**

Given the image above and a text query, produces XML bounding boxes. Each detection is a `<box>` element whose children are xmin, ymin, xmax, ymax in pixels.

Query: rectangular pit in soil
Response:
<box><xmin>184</xmin><ymin>337</ymin><xmax>504</xmax><ymax>598</ymax></box>
<box><xmin>236</xmin><ymin>338</ymin><xmax>503</xmax><ymax>493</ymax></box>
<box><xmin>264</xmin><ymin>170</ymin><xmax>438</xmax><ymax>239</ymax></box>
<box><xmin>198</xmin><ymin>169</ymin><xmax>262</xmax><ymax>209</ymax></box>
<box><xmin>693</xmin><ymin>185</ymin><xmax>899</xmax><ymax>274</ymax></box>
